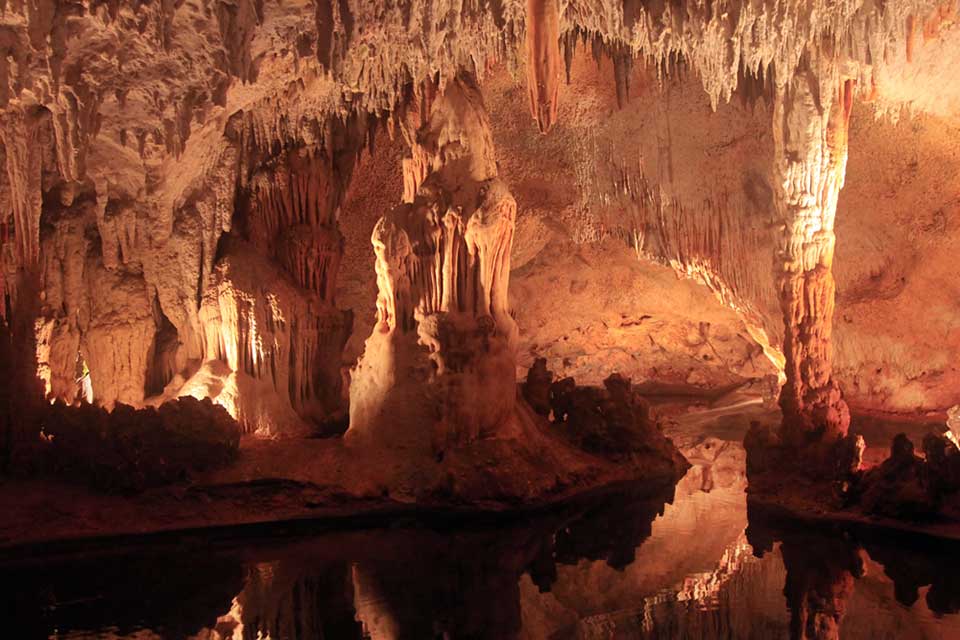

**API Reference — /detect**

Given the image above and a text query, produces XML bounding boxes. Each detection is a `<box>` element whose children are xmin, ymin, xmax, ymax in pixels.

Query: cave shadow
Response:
<box><xmin>0</xmin><ymin>270</ymin><xmax>45</xmax><ymax>476</ymax></box>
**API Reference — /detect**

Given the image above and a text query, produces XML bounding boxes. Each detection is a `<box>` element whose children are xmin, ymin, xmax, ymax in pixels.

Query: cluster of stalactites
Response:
<box><xmin>394</xmin><ymin>74</ymin><xmax>499</xmax><ymax>204</ymax></box>
<box><xmin>1</xmin><ymin>109</ymin><xmax>46</xmax><ymax>272</ymax></box>
<box><xmin>562</xmin><ymin>28</ymin><xmax>639</xmax><ymax>109</ymax></box>
<box><xmin>563</xmin><ymin>0</ymin><xmax>948</xmax><ymax>111</ymax></box>
<box><xmin>772</xmin><ymin>65</ymin><xmax>855</xmax><ymax>443</ymax></box>
<box><xmin>373</xmin><ymin>74</ymin><xmax>515</xmax><ymax>336</ymax></box>
<box><xmin>246</xmin><ymin>147</ymin><xmax>347</xmax><ymax>304</ymax></box>
<box><xmin>199</xmin><ymin>247</ymin><xmax>351</xmax><ymax>431</ymax></box>
<box><xmin>372</xmin><ymin>179</ymin><xmax>516</xmax><ymax>335</ymax></box>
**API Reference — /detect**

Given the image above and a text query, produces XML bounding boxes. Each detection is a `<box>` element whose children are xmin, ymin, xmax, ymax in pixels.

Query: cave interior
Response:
<box><xmin>1</xmin><ymin>0</ymin><xmax>960</xmax><ymax>638</ymax></box>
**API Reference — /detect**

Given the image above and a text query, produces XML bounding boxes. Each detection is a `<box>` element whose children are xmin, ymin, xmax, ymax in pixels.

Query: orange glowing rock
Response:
<box><xmin>525</xmin><ymin>0</ymin><xmax>562</xmax><ymax>134</ymax></box>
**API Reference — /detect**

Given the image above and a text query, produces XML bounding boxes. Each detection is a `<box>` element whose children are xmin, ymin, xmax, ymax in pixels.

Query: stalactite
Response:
<box><xmin>1</xmin><ymin>109</ymin><xmax>43</xmax><ymax>267</ymax></box>
<box><xmin>612</xmin><ymin>44</ymin><xmax>633</xmax><ymax>109</ymax></box>
<box><xmin>525</xmin><ymin>0</ymin><xmax>562</xmax><ymax>133</ymax></box>
<box><xmin>562</xmin><ymin>28</ymin><xmax>579</xmax><ymax>84</ymax></box>
<box><xmin>398</xmin><ymin>78</ymin><xmax>439</xmax><ymax>203</ymax></box>
<box><xmin>773</xmin><ymin>67</ymin><xmax>855</xmax><ymax>445</ymax></box>
<box><xmin>245</xmin><ymin>145</ymin><xmax>354</xmax><ymax>305</ymax></box>
<box><xmin>215</xmin><ymin>0</ymin><xmax>263</xmax><ymax>83</ymax></box>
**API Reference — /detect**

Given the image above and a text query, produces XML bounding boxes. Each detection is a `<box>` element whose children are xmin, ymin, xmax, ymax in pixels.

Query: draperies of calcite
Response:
<box><xmin>245</xmin><ymin>148</ymin><xmax>348</xmax><ymax>304</ymax></box>
<box><xmin>773</xmin><ymin>67</ymin><xmax>854</xmax><ymax>446</ymax></box>
<box><xmin>1</xmin><ymin>109</ymin><xmax>44</xmax><ymax>269</ymax></box>
<box><xmin>348</xmin><ymin>75</ymin><xmax>518</xmax><ymax>452</ymax></box>
<box><xmin>191</xmin><ymin>239</ymin><xmax>351</xmax><ymax>436</ymax></box>
<box><xmin>525</xmin><ymin>0</ymin><xmax>562</xmax><ymax>133</ymax></box>
<box><xmin>188</xmin><ymin>140</ymin><xmax>360</xmax><ymax>435</ymax></box>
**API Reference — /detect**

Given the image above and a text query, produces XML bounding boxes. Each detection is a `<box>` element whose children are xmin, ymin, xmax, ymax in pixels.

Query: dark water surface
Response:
<box><xmin>4</xmin><ymin>408</ymin><xmax>960</xmax><ymax>639</ymax></box>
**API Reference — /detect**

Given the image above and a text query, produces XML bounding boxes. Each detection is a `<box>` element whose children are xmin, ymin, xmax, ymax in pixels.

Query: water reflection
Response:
<box><xmin>746</xmin><ymin>500</ymin><xmax>960</xmax><ymax>640</ymax></box>
<box><xmin>5</xmin><ymin>463</ymin><xmax>960</xmax><ymax>639</ymax></box>
<box><xmin>2</xmin><ymin>485</ymin><xmax>673</xmax><ymax>640</ymax></box>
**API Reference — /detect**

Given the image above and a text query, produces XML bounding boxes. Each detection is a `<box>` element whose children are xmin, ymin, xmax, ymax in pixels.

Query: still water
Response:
<box><xmin>4</xmin><ymin>415</ymin><xmax>960</xmax><ymax>639</ymax></box>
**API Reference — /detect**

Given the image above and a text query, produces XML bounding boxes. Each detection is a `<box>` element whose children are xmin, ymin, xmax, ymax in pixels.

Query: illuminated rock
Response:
<box><xmin>772</xmin><ymin>66</ymin><xmax>854</xmax><ymax>446</ymax></box>
<box><xmin>348</xmin><ymin>74</ymin><xmax>519</xmax><ymax>453</ymax></box>
<box><xmin>187</xmin><ymin>239</ymin><xmax>352</xmax><ymax>437</ymax></box>
<box><xmin>525</xmin><ymin>0</ymin><xmax>562</xmax><ymax>133</ymax></box>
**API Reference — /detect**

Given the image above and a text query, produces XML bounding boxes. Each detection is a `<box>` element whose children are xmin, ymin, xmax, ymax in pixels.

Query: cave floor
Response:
<box><xmin>0</xmin><ymin>390</ymin><xmax>954</xmax><ymax>555</ymax></box>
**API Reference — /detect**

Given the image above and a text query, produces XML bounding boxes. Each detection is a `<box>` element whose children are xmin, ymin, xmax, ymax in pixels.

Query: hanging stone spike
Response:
<box><xmin>613</xmin><ymin>45</ymin><xmax>633</xmax><ymax>109</ymax></box>
<box><xmin>525</xmin><ymin>0</ymin><xmax>561</xmax><ymax>133</ymax></box>
<box><xmin>562</xmin><ymin>29</ymin><xmax>577</xmax><ymax>84</ymax></box>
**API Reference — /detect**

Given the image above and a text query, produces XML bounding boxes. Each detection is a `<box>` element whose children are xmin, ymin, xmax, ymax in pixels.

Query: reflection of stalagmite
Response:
<box><xmin>772</xmin><ymin>66</ymin><xmax>854</xmax><ymax>447</ymax></box>
<box><xmin>780</xmin><ymin>537</ymin><xmax>863</xmax><ymax>640</ymax></box>
<box><xmin>747</xmin><ymin>504</ymin><xmax>864</xmax><ymax>640</ymax></box>
<box><xmin>525</xmin><ymin>0</ymin><xmax>562</xmax><ymax>133</ymax></box>
<box><xmin>348</xmin><ymin>74</ymin><xmax>518</xmax><ymax>453</ymax></box>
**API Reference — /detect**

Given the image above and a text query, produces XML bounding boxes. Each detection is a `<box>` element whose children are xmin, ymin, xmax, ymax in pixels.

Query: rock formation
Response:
<box><xmin>348</xmin><ymin>73</ymin><xmax>519</xmax><ymax>453</ymax></box>
<box><xmin>525</xmin><ymin>0</ymin><xmax>562</xmax><ymax>133</ymax></box>
<box><xmin>0</xmin><ymin>0</ymin><xmax>955</xmax><ymax>524</ymax></box>
<box><xmin>772</xmin><ymin>66</ymin><xmax>854</xmax><ymax>447</ymax></box>
<box><xmin>190</xmin><ymin>238</ymin><xmax>352</xmax><ymax>436</ymax></box>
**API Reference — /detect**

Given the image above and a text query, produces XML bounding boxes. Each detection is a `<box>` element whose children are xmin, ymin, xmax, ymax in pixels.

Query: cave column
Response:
<box><xmin>772</xmin><ymin>67</ymin><xmax>854</xmax><ymax>445</ymax></box>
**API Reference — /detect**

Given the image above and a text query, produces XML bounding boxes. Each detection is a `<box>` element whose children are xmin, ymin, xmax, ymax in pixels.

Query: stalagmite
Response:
<box><xmin>525</xmin><ymin>0</ymin><xmax>562</xmax><ymax>134</ymax></box>
<box><xmin>772</xmin><ymin>66</ymin><xmax>854</xmax><ymax>448</ymax></box>
<box><xmin>348</xmin><ymin>73</ymin><xmax>519</xmax><ymax>453</ymax></box>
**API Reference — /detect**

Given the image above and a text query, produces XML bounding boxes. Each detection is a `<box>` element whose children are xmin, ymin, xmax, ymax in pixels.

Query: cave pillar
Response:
<box><xmin>525</xmin><ymin>0</ymin><xmax>561</xmax><ymax>134</ymax></box>
<box><xmin>772</xmin><ymin>67</ymin><xmax>854</xmax><ymax>445</ymax></box>
<box><xmin>347</xmin><ymin>74</ymin><xmax>518</xmax><ymax>454</ymax></box>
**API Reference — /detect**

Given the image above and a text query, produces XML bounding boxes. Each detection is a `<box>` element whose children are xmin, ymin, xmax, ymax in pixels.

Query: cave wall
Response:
<box><xmin>834</xmin><ymin>110</ymin><xmax>960</xmax><ymax>412</ymax></box>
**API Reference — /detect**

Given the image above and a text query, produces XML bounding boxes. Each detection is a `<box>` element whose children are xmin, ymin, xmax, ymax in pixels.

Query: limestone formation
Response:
<box><xmin>772</xmin><ymin>66</ymin><xmax>855</xmax><ymax>446</ymax></box>
<box><xmin>525</xmin><ymin>0</ymin><xmax>562</xmax><ymax>133</ymax></box>
<box><xmin>348</xmin><ymin>73</ymin><xmax>519</xmax><ymax>452</ymax></box>
<box><xmin>0</xmin><ymin>0</ymin><xmax>955</xmax><ymax>526</ymax></box>
<box><xmin>190</xmin><ymin>239</ymin><xmax>352</xmax><ymax>436</ymax></box>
